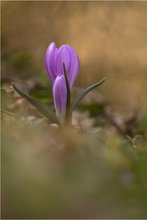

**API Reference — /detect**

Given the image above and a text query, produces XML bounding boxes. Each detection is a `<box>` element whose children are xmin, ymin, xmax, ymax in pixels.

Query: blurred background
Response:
<box><xmin>1</xmin><ymin>1</ymin><xmax>147</xmax><ymax>219</ymax></box>
<box><xmin>2</xmin><ymin>1</ymin><xmax>147</xmax><ymax>111</ymax></box>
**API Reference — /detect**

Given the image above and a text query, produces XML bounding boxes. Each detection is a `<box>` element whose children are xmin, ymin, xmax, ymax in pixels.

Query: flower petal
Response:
<box><xmin>45</xmin><ymin>42</ymin><xmax>57</xmax><ymax>82</ymax></box>
<box><xmin>55</xmin><ymin>45</ymin><xmax>80</xmax><ymax>88</ymax></box>
<box><xmin>56</xmin><ymin>45</ymin><xmax>71</xmax><ymax>76</ymax></box>
<box><xmin>45</xmin><ymin>42</ymin><xmax>80</xmax><ymax>88</ymax></box>
<box><xmin>53</xmin><ymin>75</ymin><xmax>67</xmax><ymax>119</ymax></box>
<box><xmin>67</xmin><ymin>46</ymin><xmax>80</xmax><ymax>88</ymax></box>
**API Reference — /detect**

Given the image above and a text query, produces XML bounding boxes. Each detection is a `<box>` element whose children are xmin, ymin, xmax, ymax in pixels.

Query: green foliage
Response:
<box><xmin>8</xmin><ymin>51</ymin><xmax>35</xmax><ymax>77</ymax></box>
<box><xmin>9</xmin><ymin>51</ymin><xmax>32</xmax><ymax>70</ymax></box>
<box><xmin>12</xmin><ymin>83</ymin><xmax>57</xmax><ymax>123</ymax></box>
<box><xmin>71</xmin><ymin>78</ymin><xmax>106</xmax><ymax>110</ymax></box>
<box><xmin>79</xmin><ymin>103</ymin><xmax>105</xmax><ymax>116</ymax></box>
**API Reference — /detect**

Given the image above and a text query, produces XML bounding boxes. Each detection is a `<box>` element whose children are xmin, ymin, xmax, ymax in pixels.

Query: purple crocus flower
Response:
<box><xmin>45</xmin><ymin>42</ymin><xmax>80</xmax><ymax>120</ymax></box>
<box><xmin>45</xmin><ymin>42</ymin><xmax>80</xmax><ymax>88</ymax></box>
<box><xmin>53</xmin><ymin>75</ymin><xmax>67</xmax><ymax>119</ymax></box>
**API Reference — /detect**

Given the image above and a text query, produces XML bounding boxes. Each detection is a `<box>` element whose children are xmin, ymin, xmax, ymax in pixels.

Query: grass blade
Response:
<box><xmin>63</xmin><ymin>63</ymin><xmax>71</xmax><ymax>125</ymax></box>
<box><xmin>71</xmin><ymin>77</ymin><xmax>106</xmax><ymax>110</ymax></box>
<box><xmin>12</xmin><ymin>82</ymin><xmax>58</xmax><ymax>123</ymax></box>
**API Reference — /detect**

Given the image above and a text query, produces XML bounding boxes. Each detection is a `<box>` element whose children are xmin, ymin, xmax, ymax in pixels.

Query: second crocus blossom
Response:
<box><xmin>45</xmin><ymin>42</ymin><xmax>80</xmax><ymax>88</ymax></box>
<box><xmin>53</xmin><ymin>74</ymin><xmax>67</xmax><ymax>120</ymax></box>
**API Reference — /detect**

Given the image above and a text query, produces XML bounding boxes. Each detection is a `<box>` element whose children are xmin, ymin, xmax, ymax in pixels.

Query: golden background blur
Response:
<box><xmin>2</xmin><ymin>1</ymin><xmax>147</xmax><ymax>113</ymax></box>
<box><xmin>2</xmin><ymin>3</ymin><xmax>147</xmax><ymax>218</ymax></box>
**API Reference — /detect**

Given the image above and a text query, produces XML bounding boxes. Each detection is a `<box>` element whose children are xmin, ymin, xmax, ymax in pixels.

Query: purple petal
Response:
<box><xmin>67</xmin><ymin>46</ymin><xmax>80</xmax><ymax>88</ymax></box>
<box><xmin>55</xmin><ymin>45</ymin><xmax>71</xmax><ymax>76</ymax></box>
<box><xmin>45</xmin><ymin>42</ymin><xmax>80</xmax><ymax>88</ymax></box>
<box><xmin>53</xmin><ymin>75</ymin><xmax>67</xmax><ymax>119</ymax></box>
<box><xmin>55</xmin><ymin>45</ymin><xmax>80</xmax><ymax>88</ymax></box>
<box><xmin>45</xmin><ymin>42</ymin><xmax>57</xmax><ymax>83</ymax></box>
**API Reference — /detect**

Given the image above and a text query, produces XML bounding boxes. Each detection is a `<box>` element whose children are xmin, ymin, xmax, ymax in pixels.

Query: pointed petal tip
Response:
<box><xmin>45</xmin><ymin>42</ymin><xmax>80</xmax><ymax>87</ymax></box>
<box><xmin>45</xmin><ymin>42</ymin><xmax>57</xmax><ymax>82</ymax></box>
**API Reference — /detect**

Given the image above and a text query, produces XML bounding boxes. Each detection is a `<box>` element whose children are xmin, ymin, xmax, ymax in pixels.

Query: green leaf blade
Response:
<box><xmin>71</xmin><ymin>77</ymin><xmax>106</xmax><ymax>110</ymax></box>
<box><xmin>63</xmin><ymin>63</ymin><xmax>71</xmax><ymax>125</ymax></box>
<box><xmin>12</xmin><ymin>83</ymin><xmax>58</xmax><ymax>123</ymax></box>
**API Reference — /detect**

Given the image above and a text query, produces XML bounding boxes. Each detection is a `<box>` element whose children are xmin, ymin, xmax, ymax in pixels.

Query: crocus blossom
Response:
<box><xmin>45</xmin><ymin>42</ymin><xmax>80</xmax><ymax>88</ymax></box>
<box><xmin>45</xmin><ymin>42</ymin><xmax>80</xmax><ymax>121</ymax></box>
<box><xmin>53</xmin><ymin>75</ymin><xmax>67</xmax><ymax>120</ymax></box>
